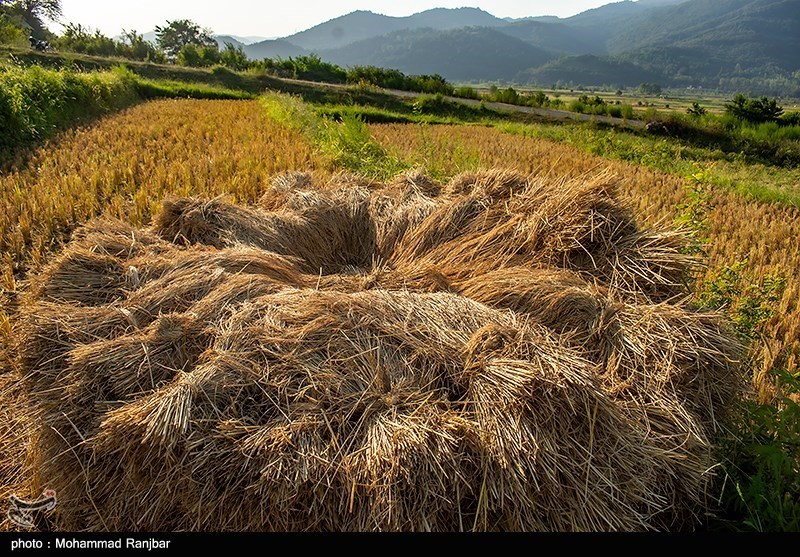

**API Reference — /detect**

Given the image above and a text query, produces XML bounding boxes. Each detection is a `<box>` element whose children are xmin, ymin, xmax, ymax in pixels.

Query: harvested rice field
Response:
<box><xmin>1</xmin><ymin>98</ymin><xmax>798</xmax><ymax>531</ymax></box>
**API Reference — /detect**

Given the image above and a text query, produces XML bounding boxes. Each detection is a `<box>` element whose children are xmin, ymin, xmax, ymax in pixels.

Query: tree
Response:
<box><xmin>155</xmin><ymin>19</ymin><xmax>215</xmax><ymax>58</ymax></box>
<box><xmin>638</xmin><ymin>82</ymin><xmax>662</xmax><ymax>95</ymax></box>
<box><xmin>725</xmin><ymin>93</ymin><xmax>784</xmax><ymax>124</ymax></box>
<box><xmin>687</xmin><ymin>102</ymin><xmax>707</xmax><ymax>117</ymax></box>
<box><xmin>13</xmin><ymin>0</ymin><xmax>61</xmax><ymax>23</ymax></box>
<box><xmin>220</xmin><ymin>43</ymin><xmax>249</xmax><ymax>71</ymax></box>
<box><xmin>2</xmin><ymin>0</ymin><xmax>59</xmax><ymax>39</ymax></box>
<box><xmin>119</xmin><ymin>29</ymin><xmax>165</xmax><ymax>63</ymax></box>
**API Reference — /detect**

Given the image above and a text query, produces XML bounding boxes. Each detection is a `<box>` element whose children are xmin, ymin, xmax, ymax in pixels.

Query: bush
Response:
<box><xmin>527</xmin><ymin>91</ymin><xmax>549</xmax><ymax>108</ymax></box>
<box><xmin>484</xmin><ymin>86</ymin><xmax>521</xmax><ymax>105</ymax></box>
<box><xmin>345</xmin><ymin>66</ymin><xmax>453</xmax><ymax>95</ymax></box>
<box><xmin>260</xmin><ymin>54</ymin><xmax>347</xmax><ymax>84</ymax></box>
<box><xmin>55</xmin><ymin>24</ymin><xmax>165</xmax><ymax>63</ymax></box>
<box><xmin>780</xmin><ymin>111</ymin><xmax>800</xmax><ymax>127</ymax></box>
<box><xmin>606</xmin><ymin>105</ymin><xmax>622</xmax><ymax>118</ymax></box>
<box><xmin>453</xmin><ymin>86</ymin><xmax>479</xmax><ymax>100</ymax></box>
<box><xmin>219</xmin><ymin>43</ymin><xmax>250</xmax><ymax>71</ymax></box>
<box><xmin>0</xmin><ymin>65</ymin><xmax>139</xmax><ymax>152</ymax></box>
<box><xmin>638</xmin><ymin>82</ymin><xmax>662</xmax><ymax>95</ymax></box>
<box><xmin>687</xmin><ymin>102</ymin><xmax>707</xmax><ymax>117</ymax></box>
<box><xmin>568</xmin><ymin>100</ymin><xmax>586</xmax><ymax>113</ymax></box>
<box><xmin>621</xmin><ymin>104</ymin><xmax>635</xmax><ymax>119</ymax></box>
<box><xmin>177</xmin><ymin>44</ymin><xmax>220</xmax><ymax>67</ymax></box>
<box><xmin>0</xmin><ymin>64</ymin><xmax>254</xmax><ymax>154</ymax></box>
<box><xmin>0</xmin><ymin>13</ymin><xmax>27</xmax><ymax>47</ymax></box>
<box><xmin>725</xmin><ymin>93</ymin><xmax>784</xmax><ymax>124</ymax></box>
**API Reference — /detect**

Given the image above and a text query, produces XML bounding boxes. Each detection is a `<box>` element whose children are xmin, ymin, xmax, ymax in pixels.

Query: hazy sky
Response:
<box><xmin>57</xmin><ymin>1</ymin><xmax>621</xmax><ymax>38</ymax></box>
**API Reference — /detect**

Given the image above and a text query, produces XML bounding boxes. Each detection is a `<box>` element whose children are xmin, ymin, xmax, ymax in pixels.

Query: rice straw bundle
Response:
<box><xmin>7</xmin><ymin>169</ymin><xmax>743</xmax><ymax>531</ymax></box>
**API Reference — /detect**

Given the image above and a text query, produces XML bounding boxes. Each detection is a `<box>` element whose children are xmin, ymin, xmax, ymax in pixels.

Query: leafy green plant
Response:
<box><xmin>670</xmin><ymin>155</ymin><xmax>797</xmax><ymax>531</ymax></box>
<box><xmin>675</xmin><ymin>163</ymin><xmax>715</xmax><ymax>256</ymax></box>
<box><xmin>695</xmin><ymin>256</ymin><xmax>796</xmax><ymax>532</ymax></box>
<box><xmin>698</xmin><ymin>261</ymin><xmax>785</xmax><ymax>340</ymax></box>
<box><xmin>453</xmin><ymin>86</ymin><xmax>479</xmax><ymax>100</ymax></box>
<box><xmin>715</xmin><ymin>369</ymin><xmax>800</xmax><ymax>531</ymax></box>
<box><xmin>687</xmin><ymin>102</ymin><xmax>707</xmax><ymax>117</ymax></box>
<box><xmin>725</xmin><ymin>93</ymin><xmax>784</xmax><ymax>124</ymax></box>
<box><xmin>695</xmin><ymin>257</ymin><xmax>794</xmax><ymax>532</ymax></box>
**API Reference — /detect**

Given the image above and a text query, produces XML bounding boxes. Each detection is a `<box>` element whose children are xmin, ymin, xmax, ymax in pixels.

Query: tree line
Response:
<box><xmin>1</xmin><ymin>5</ymin><xmax>453</xmax><ymax>96</ymax></box>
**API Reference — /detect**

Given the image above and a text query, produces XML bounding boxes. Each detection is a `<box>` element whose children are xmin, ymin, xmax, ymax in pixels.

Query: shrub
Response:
<box><xmin>568</xmin><ymin>100</ymin><xmax>586</xmax><ymax>113</ymax></box>
<box><xmin>219</xmin><ymin>43</ymin><xmax>250</xmax><ymax>71</ymax></box>
<box><xmin>0</xmin><ymin>65</ymin><xmax>139</xmax><ymax>152</ymax></box>
<box><xmin>528</xmin><ymin>91</ymin><xmax>549</xmax><ymax>108</ymax></box>
<box><xmin>725</xmin><ymin>94</ymin><xmax>784</xmax><ymax>124</ymax></box>
<box><xmin>453</xmin><ymin>86</ymin><xmax>479</xmax><ymax>100</ymax></box>
<box><xmin>687</xmin><ymin>102</ymin><xmax>707</xmax><ymax>117</ymax></box>
<box><xmin>621</xmin><ymin>104</ymin><xmax>634</xmax><ymax>119</ymax></box>
<box><xmin>177</xmin><ymin>44</ymin><xmax>220</xmax><ymax>68</ymax></box>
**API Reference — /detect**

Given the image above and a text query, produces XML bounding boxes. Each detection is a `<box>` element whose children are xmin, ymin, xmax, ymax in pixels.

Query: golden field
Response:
<box><xmin>372</xmin><ymin>123</ymin><xmax>800</xmax><ymax>381</ymax></box>
<box><xmin>1</xmin><ymin>100</ymin><xmax>797</xmax><ymax>382</ymax></box>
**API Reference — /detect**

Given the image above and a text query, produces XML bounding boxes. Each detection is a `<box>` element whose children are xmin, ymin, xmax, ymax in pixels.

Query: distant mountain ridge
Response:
<box><xmin>323</xmin><ymin>27</ymin><xmax>556</xmax><ymax>81</ymax></box>
<box><xmin>283</xmin><ymin>8</ymin><xmax>506</xmax><ymax>52</ymax></box>
<box><xmin>150</xmin><ymin>1</ymin><xmax>800</xmax><ymax>94</ymax></box>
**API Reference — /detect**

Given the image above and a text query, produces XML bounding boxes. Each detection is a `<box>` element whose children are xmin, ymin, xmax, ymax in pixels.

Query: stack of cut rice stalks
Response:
<box><xmin>6</xmin><ymin>169</ymin><xmax>743</xmax><ymax>531</ymax></box>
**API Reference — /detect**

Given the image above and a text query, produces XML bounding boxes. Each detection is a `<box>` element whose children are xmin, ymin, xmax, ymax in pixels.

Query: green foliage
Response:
<box><xmin>155</xmin><ymin>19</ymin><xmax>216</xmax><ymax>59</ymax></box>
<box><xmin>260</xmin><ymin>54</ymin><xmax>346</xmax><ymax>84</ymax></box>
<box><xmin>568</xmin><ymin>99</ymin><xmax>586</xmax><ymax>113</ymax></box>
<box><xmin>0</xmin><ymin>64</ymin><xmax>139</xmax><ymax>151</ymax></box>
<box><xmin>13</xmin><ymin>0</ymin><xmax>60</xmax><ymax>22</ymax></box>
<box><xmin>675</xmin><ymin>163</ymin><xmax>714</xmax><ymax>256</ymax></box>
<box><xmin>638</xmin><ymin>82</ymin><xmax>662</xmax><ymax>95</ymax></box>
<box><xmin>484</xmin><ymin>85</ymin><xmax>521</xmax><ymax>105</ymax></box>
<box><xmin>345</xmin><ymin>65</ymin><xmax>453</xmax><ymax>95</ymax></box>
<box><xmin>453</xmin><ymin>85</ymin><xmax>479</xmax><ymax>100</ymax></box>
<box><xmin>781</xmin><ymin>112</ymin><xmax>800</xmax><ymax>127</ymax></box>
<box><xmin>261</xmin><ymin>92</ymin><xmax>406</xmax><ymax>179</ymax></box>
<box><xmin>219</xmin><ymin>43</ymin><xmax>248</xmax><ymax>71</ymax></box>
<box><xmin>118</xmin><ymin>30</ymin><xmax>164</xmax><ymax>63</ymax></box>
<box><xmin>620</xmin><ymin>103</ymin><xmax>634</xmax><ymax>119</ymax></box>
<box><xmin>677</xmin><ymin>161</ymin><xmax>796</xmax><ymax>532</ymax></box>
<box><xmin>176</xmin><ymin>43</ymin><xmax>220</xmax><ymax>68</ymax></box>
<box><xmin>4</xmin><ymin>0</ymin><xmax>60</xmax><ymax>36</ymax></box>
<box><xmin>725</xmin><ymin>93</ymin><xmax>784</xmax><ymax>124</ymax></box>
<box><xmin>55</xmin><ymin>24</ymin><xmax>165</xmax><ymax>63</ymax></box>
<box><xmin>697</xmin><ymin>261</ymin><xmax>785</xmax><ymax>341</ymax></box>
<box><xmin>687</xmin><ymin>101</ymin><xmax>707</xmax><ymax>117</ymax></box>
<box><xmin>133</xmin><ymin>76</ymin><xmax>253</xmax><ymax>101</ymax></box>
<box><xmin>55</xmin><ymin>23</ymin><xmax>116</xmax><ymax>56</ymax></box>
<box><xmin>564</xmin><ymin>94</ymin><xmax>634</xmax><ymax>118</ymax></box>
<box><xmin>314</xmin><ymin>104</ymin><xmax>413</xmax><ymax>124</ymax></box>
<box><xmin>716</xmin><ymin>371</ymin><xmax>800</xmax><ymax>531</ymax></box>
<box><xmin>410</xmin><ymin>93</ymin><xmax>490</xmax><ymax>122</ymax></box>
<box><xmin>0</xmin><ymin>63</ymin><xmax>253</xmax><ymax>154</ymax></box>
<box><xmin>528</xmin><ymin>90</ymin><xmax>549</xmax><ymax>108</ymax></box>
<box><xmin>323</xmin><ymin>112</ymin><xmax>406</xmax><ymax>179</ymax></box>
<box><xmin>696</xmin><ymin>262</ymin><xmax>796</xmax><ymax>532</ymax></box>
<box><xmin>0</xmin><ymin>12</ymin><xmax>27</xmax><ymax>46</ymax></box>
